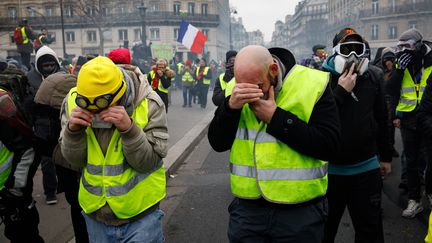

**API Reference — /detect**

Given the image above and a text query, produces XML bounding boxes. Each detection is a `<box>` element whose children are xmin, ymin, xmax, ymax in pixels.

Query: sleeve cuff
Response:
<box><xmin>267</xmin><ymin>107</ymin><xmax>298</xmax><ymax>135</ymax></box>
<box><xmin>334</xmin><ymin>85</ymin><xmax>351</xmax><ymax>101</ymax></box>
<box><xmin>120</xmin><ymin>120</ymin><xmax>142</xmax><ymax>144</ymax></box>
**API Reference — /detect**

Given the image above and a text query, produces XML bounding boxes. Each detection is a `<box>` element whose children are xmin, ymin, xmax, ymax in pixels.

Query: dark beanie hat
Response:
<box><xmin>399</xmin><ymin>28</ymin><xmax>423</xmax><ymax>42</ymax></box>
<box><xmin>333</xmin><ymin>28</ymin><xmax>363</xmax><ymax>47</ymax></box>
<box><xmin>226</xmin><ymin>50</ymin><xmax>237</xmax><ymax>63</ymax></box>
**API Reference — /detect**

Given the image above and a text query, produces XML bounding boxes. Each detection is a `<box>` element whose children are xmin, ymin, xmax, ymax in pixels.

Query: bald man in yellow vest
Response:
<box><xmin>208</xmin><ymin>45</ymin><xmax>341</xmax><ymax>242</ymax></box>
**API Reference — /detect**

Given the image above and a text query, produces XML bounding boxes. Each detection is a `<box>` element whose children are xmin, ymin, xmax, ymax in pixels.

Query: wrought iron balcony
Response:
<box><xmin>0</xmin><ymin>11</ymin><xmax>219</xmax><ymax>31</ymax></box>
<box><xmin>359</xmin><ymin>1</ymin><xmax>432</xmax><ymax>19</ymax></box>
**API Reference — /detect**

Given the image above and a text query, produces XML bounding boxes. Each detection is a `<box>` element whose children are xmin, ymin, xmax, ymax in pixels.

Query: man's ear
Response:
<box><xmin>269</xmin><ymin>62</ymin><xmax>278</xmax><ymax>77</ymax></box>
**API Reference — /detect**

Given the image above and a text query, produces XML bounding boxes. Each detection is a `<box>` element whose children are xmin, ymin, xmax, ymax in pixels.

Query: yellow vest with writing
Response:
<box><xmin>67</xmin><ymin>87</ymin><xmax>166</xmax><ymax>218</ymax></box>
<box><xmin>230</xmin><ymin>65</ymin><xmax>329</xmax><ymax>203</ymax></box>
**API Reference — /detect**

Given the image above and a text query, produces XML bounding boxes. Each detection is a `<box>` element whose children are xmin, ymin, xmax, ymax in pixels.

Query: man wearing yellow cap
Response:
<box><xmin>59</xmin><ymin>56</ymin><xmax>168</xmax><ymax>242</ymax></box>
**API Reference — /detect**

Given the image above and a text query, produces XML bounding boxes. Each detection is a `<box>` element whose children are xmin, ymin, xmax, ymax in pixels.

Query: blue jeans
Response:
<box><xmin>82</xmin><ymin>209</ymin><xmax>164</xmax><ymax>243</ymax></box>
<box><xmin>183</xmin><ymin>86</ymin><xmax>193</xmax><ymax>106</ymax></box>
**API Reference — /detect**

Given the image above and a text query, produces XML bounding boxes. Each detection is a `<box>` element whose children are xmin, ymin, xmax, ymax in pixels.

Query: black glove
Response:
<box><xmin>396</xmin><ymin>53</ymin><xmax>412</xmax><ymax>70</ymax></box>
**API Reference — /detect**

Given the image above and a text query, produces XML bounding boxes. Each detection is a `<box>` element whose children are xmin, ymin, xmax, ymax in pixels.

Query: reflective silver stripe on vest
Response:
<box><xmin>401</xmin><ymin>87</ymin><xmax>415</xmax><ymax>93</ymax></box>
<box><xmin>236</xmin><ymin>128</ymin><xmax>280</xmax><ymax>143</ymax></box>
<box><xmin>399</xmin><ymin>98</ymin><xmax>417</xmax><ymax>105</ymax></box>
<box><xmin>0</xmin><ymin>156</ymin><xmax>12</xmax><ymax>174</ymax></box>
<box><xmin>81</xmin><ymin>175</ymin><xmax>103</xmax><ymax>195</ymax></box>
<box><xmin>106</xmin><ymin>172</ymin><xmax>149</xmax><ymax>197</ymax></box>
<box><xmin>230</xmin><ymin>163</ymin><xmax>327</xmax><ymax>181</ymax></box>
<box><xmin>401</xmin><ymin>86</ymin><xmax>425</xmax><ymax>93</ymax></box>
<box><xmin>230</xmin><ymin>163</ymin><xmax>256</xmax><ymax>178</ymax></box>
<box><xmin>86</xmin><ymin>163</ymin><xmax>130</xmax><ymax>176</ymax></box>
<box><xmin>82</xmin><ymin>161</ymin><xmax>163</xmax><ymax>196</ymax></box>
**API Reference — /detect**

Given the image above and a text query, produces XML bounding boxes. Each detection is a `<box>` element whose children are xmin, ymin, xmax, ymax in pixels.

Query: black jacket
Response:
<box><xmin>330</xmin><ymin>65</ymin><xmax>392</xmax><ymax>164</ymax></box>
<box><xmin>416</xmin><ymin>74</ymin><xmax>432</xmax><ymax>139</ymax></box>
<box><xmin>208</xmin><ymin>71</ymin><xmax>341</xmax><ymax>162</ymax></box>
<box><xmin>386</xmin><ymin>44</ymin><xmax>432</xmax><ymax>129</ymax></box>
<box><xmin>212</xmin><ymin>74</ymin><xmax>225</xmax><ymax>106</ymax></box>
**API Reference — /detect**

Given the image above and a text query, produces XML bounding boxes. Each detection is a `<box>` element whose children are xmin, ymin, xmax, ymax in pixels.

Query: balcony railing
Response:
<box><xmin>359</xmin><ymin>1</ymin><xmax>432</xmax><ymax>18</ymax></box>
<box><xmin>0</xmin><ymin>11</ymin><xmax>219</xmax><ymax>30</ymax></box>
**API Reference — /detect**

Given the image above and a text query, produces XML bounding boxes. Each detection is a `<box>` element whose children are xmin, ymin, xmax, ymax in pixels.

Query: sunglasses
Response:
<box><xmin>75</xmin><ymin>81</ymin><xmax>124</xmax><ymax>110</ymax></box>
<box><xmin>333</xmin><ymin>42</ymin><xmax>366</xmax><ymax>57</ymax></box>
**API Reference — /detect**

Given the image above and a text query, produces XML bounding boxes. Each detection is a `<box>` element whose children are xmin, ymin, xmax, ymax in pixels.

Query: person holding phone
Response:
<box><xmin>59</xmin><ymin>56</ymin><xmax>168</xmax><ymax>242</ymax></box>
<box><xmin>208</xmin><ymin>45</ymin><xmax>340</xmax><ymax>242</ymax></box>
<box><xmin>321</xmin><ymin>28</ymin><xmax>392</xmax><ymax>243</ymax></box>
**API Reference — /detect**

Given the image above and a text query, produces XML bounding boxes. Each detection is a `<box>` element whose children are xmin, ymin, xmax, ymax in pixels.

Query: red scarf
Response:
<box><xmin>151</xmin><ymin>68</ymin><xmax>159</xmax><ymax>90</ymax></box>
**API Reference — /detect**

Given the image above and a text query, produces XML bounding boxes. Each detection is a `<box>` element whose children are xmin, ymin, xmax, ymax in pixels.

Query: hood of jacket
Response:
<box><xmin>35</xmin><ymin>46</ymin><xmax>60</xmax><ymax>75</ymax></box>
<box><xmin>117</xmin><ymin>64</ymin><xmax>154</xmax><ymax>114</ymax></box>
<box><xmin>34</xmin><ymin>71</ymin><xmax>77</xmax><ymax>110</ymax></box>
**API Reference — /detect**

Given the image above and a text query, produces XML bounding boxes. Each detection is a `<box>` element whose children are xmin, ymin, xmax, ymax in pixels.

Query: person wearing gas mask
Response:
<box><xmin>60</xmin><ymin>56</ymin><xmax>168</xmax><ymax>242</ymax></box>
<box><xmin>322</xmin><ymin>28</ymin><xmax>392</xmax><ymax>243</ymax></box>
<box><xmin>26</xmin><ymin>45</ymin><xmax>61</xmax><ymax>206</ymax></box>
<box><xmin>208</xmin><ymin>45</ymin><xmax>340</xmax><ymax>242</ymax></box>
<box><xmin>387</xmin><ymin>29</ymin><xmax>432</xmax><ymax>218</ymax></box>
<box><xmin>212</xmin><ymin>50</ymin><xmax>237</xmax><ymax>106</ymax></box>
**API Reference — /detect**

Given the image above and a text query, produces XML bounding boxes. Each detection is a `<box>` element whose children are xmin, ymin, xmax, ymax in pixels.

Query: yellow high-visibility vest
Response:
<box><xmin>396</xmin><ymin>66</ymin><xmax>432</xmax><ymax>112</ymax></box>
<box><xmin>230</xmin><ymin>65</ymin><xmax>329</xmax><ymax>203</ymax></box>
<box><xmin>150</xmin><ymin>70</ymin><xmax>169</xmax><ymax>94</ymax></box>
<box><xmin>67</xmin><ymin>87</ymin><xmax>166</xmax><ymax>219</ymax></box>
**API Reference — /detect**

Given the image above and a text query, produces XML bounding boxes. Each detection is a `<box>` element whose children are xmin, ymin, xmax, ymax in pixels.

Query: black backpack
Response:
<box><xmin>0</xmin><ymin>68</ymin><xmax>32</xmax><ymax>126</ymax></box>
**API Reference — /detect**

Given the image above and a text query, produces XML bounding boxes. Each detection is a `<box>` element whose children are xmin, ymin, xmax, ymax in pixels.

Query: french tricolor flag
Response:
<box><xmin>177</xmin><ymin>20</ymin><xmax>207</xmax><ymax>54</ymax></box>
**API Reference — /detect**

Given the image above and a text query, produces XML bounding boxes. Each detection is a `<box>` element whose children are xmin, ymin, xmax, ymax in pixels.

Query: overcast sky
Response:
<box><xmin>229</xmin><ymin>0</ymin><xmax>301</xmax><ymax>42</ymax></box>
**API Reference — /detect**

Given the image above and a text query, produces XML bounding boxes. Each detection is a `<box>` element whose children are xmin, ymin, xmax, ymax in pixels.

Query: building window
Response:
<box><xmin>134</xmin><ymin>29</ymin><xmax>142</xmax><ymax>41</ymax></box>
<box><xmin>412</xmin><ymin>0</ymin><xmax>417</xmax><ymax>9</ymax></box>
<box><xmin>8</xmin><ymin>7</ymin><xmax>17</xmax><ymax>19</ymax></box>
<box><xmin>87</xmin><ymin>31</ymin><xmax>97</xmax><ymax>42</ymax></box>
<box><xmin>66</xmin><ymin>31</ymin><xmax>75</xmax><ymax>42</ymax></box>
<box><xmin>173</xmin><ymin>2</ymin><xmax>181</xmax><ymax>15</ymax></box>
<box><xmin>391</xmin><ymin>0</ymin><xmax>396</xmax><ymax>12</ymax></box>
<box><xmin>202</xmin><ymin>29</ymin><xmax>209</xmax><ymax>40</ymax></box>
<box><xmin>102</xmin><ymin>7</ymin><xmax>109</xmax><ymax>17</ymax></box>
<box><xmin>388</xmin><ymin>25</ymin><xmax>397</xmax><ymax>39</ymax></box>
<box><xmin>65</xmin><ymin>5</ymin><xmax>73</xmax><ymax>17</ymax></box>
<box><xmin>150</xmin><ymin>28</ymin><xmax>160</xmax><ymax>40</ymax></box>
<box><xmin>47</xmin><ymin>32</ymin><xmax>56</xmax><ymax>43</ymax></box>
<box><xmin>27</xmin><ymin>7</ymin><xmax>36</xmax><ymax>17</ymax></box>
<box><xmin>45</xmin><ymin>6</ymin><xmax>53</xmax><ymax>17</ymax></box>
<box><xmin>174</xmin><ymin>28</ymin><xmax>179</xmax><ymax>40</ymax></box>
<box><xmin>118</xmin><ymin>4</ymin><xmax>126</xmax><ymax>14</ymax></box>
<box><xmin>118</xmin><ymin>29</ymin><xmax>128</xmax><ymax>41</ymax></box>
<box><xmin>103</xmin><ymin>29</ymin><xmax>112</xmax><ymax>41</ymax></box>
<box><xmin>371</xmin><ymin>24</ymin><xmax>379</xmax><ymax>40</ymax></box>
<box><xmin>86</xmin><ymin>7</ymin><xmax>96</xmax><ymax>17</ymax></box>
<box><xmin>372</xmin><ymin>0</ymin><xmax>379</xmax><ymax>15</ymax></box>
<box><xmin>409</xmin><ymin>21</ymin><xmax>417</xmax><ymax>29</ymax></box>
<box><xmin>149</xmin><ymin>1</ymin><xmax>158</xmax><ymax>12</ymax></box>
<box><xmin>201</xmin><ymin>4</ymin><xmax>208</xmax><ymax>16</ymax></box>
<box><xmin>188</xmin><ymin>2</ymin><xmax>195</xmax><ymax>16</ymax></box>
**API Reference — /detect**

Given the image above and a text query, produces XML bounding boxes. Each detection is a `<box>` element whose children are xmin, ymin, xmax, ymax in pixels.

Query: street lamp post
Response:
<box><xmin>229</xmin><ymin>8</ymin><xmax>237</xmax><ymax>50</ymax></box>
<box><xmin>138</xmin><ymin>1</ymin><xmax>148</xmax><ymax>58</ymax></box>
<box><xmin>59</xmin><ymin>0</ymin><xmax>67</xmax><ymax>58</ymax></box>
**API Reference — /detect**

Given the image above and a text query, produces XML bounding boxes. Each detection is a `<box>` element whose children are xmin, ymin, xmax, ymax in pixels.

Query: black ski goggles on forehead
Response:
<box><xmin>333</xmin><ymin>42</ymin><xmax>366</xmax><ymax>57</ymax></box>
<box><xmin>75</xmin><ymin>81</ymin><xmax>124</xmax><ymax>110</ymax></box>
